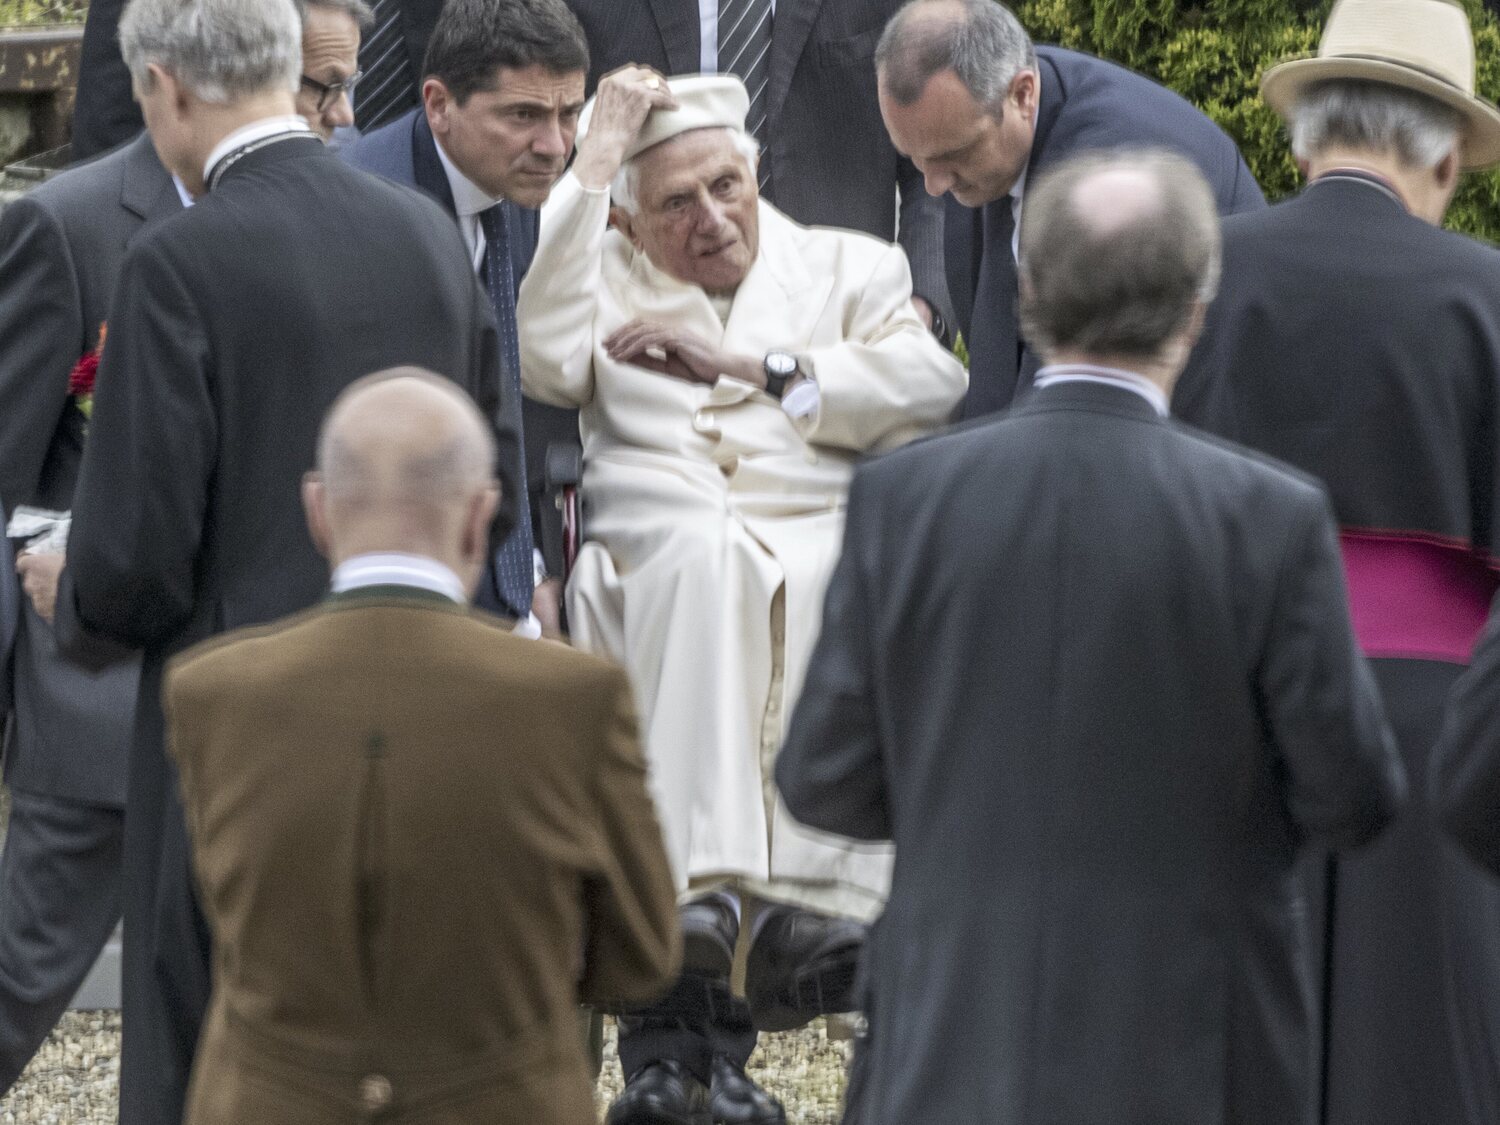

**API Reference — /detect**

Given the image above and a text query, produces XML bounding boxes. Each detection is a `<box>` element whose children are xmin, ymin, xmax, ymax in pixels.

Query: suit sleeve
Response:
<box><xmin>1258</xmin><ymin>489</ymin><xmax>1406</xmax><ymax>848</ymax></box>
<box><xmin>895</xmin><ymin>156</ymin><xmax>954</xmax><ymax>328</ymax></box>
<box><xmin>1224</xmin><ymin>153</ymin><xmax>1268</xmax><ymax>215</ymax></box>
<box><xmin>0</xmin><ymin>197</ymin><xmax>83</xmax><ymax>508</ymax></box>
<box><xmin>579</xmin><ymin>669</ymin><xmax>681</xmax><ymax>1008</ymax></box>
<box><xmin>777</xmin><ymin>469</ymin><xmax>892</xmax><ymax>841</ymax></box>
<box><xmin>795</xmin><ymin>242</ymin><xmax>967</xmax><ymax>453</ymax></box>
<box><xmin>1432</xmin><ymin>593</ymin><xmax>1500</xmax><ymax>875</ymax></box>
<box><xmin>516</xmin><ymin>174</ymin><xmax>605</xmax><ymax>409</ymax></box>
<box><xmin>60</xmin><ymin>236</ymin><xmax>215</xmax><ymax>652</ymax></box>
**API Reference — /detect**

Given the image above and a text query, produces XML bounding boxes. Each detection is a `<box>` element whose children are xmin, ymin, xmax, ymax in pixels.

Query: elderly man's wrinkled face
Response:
<box><xmin>626</xmin><ymin>129</ymin><xmax>760</xmax><ymax>295</ymax></box>
<box><xmin>880</xmin><ymin>68</ymin><xmax>1037</xmax><ymax>207</ymax></box>
<box><xmin>425</xmin><ymin>64</ymin><xmax>586</xmax><ymax>208</ymax></box>
<box><xmin>295</xmin><ymin>5</ymin><xmax>361</xmax><ymax>140</ymax></box>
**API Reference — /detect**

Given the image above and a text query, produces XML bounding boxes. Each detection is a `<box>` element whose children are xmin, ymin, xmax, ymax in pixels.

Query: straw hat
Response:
<box><xmin>1261</xmin><ymin>0</ymin><xmax>1500</xmax><ymax>169</ymax></box>
<box><xmin>578</xmin><ymin>74</ymin><xmax>750</xmax><ymax>163</ymax></box>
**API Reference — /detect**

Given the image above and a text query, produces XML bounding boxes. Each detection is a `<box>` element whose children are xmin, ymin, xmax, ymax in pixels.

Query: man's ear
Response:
<box><xmin>423</xmin><ymin>77</ymin><xmax>452</xmax><ymax>137</ymax></box>
<box><xmin>303</xmin><ymin>474</ymin><xmax>332</xmax><ymax>561</ymax></box>
<box><xmin>1435</xmin><ymin>147</ymin><xmax>1461</xmax><ymax>195</ymax></box>
<box><xmin>463</xmin><ymin>483</ymin><xmax>501</xmax><ymax>565</ymax></box>
<box><xmin>1008</xmin><ymin>68</ymin><xmax>1039</xmax><ymax>120</ymax></box>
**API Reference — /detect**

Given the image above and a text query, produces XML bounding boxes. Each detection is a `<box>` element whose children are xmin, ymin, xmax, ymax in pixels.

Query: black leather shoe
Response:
<box><xmin>606</xmin><ymin>1060</ymin><xmax>712</xmax><ymax>1125</ymax></box>
<box><xmin>744</xmin><ymin>906</ymin><xmax>867</xmax><ymax>1032</ymax></box>
<box><xmin>709</xmin><ymin>1055</ymin><xmax>786</xmax><ymax>1125</ymax></box>
<box><xmin>681</xmin><ymin>895</ymin><xmax>738</xmax><ymax>980</ymax></box>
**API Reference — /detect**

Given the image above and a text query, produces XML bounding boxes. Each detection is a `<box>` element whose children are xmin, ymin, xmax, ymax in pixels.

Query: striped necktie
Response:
<box><xmin>719</xmin><ymin>0</ymin><xmax>773</xmax><ymax>192</ymax></box>
<box><xmin>479</xmin><ymin>203</ymin><xmax>537</xmax><ymax>619</ymax></box>
<box><xmin>354</xmin><ymin>0</ymin><xmax>417</xmax><ymax>133</ymax></box>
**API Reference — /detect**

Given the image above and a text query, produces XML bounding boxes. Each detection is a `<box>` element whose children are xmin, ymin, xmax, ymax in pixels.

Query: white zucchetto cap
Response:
<box><xmin>578</xmin><ymin>74</ymin><xmax>751</xmax><ymax>163</ymax></box>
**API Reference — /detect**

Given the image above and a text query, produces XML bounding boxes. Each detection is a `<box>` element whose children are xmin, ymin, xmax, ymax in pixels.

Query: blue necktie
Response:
<box><xmin>479</xmin><ymin>203</ymin><xmax>536</xmax><ymax>619</ymax></box>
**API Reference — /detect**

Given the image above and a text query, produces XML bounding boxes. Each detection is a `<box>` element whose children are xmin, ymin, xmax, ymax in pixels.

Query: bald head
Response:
<box><xmin>305</xmin><ymin>368</ymin><xmax>499</xmax><ymax>587</ymax></box>
<box><xmin>1018</xmin><ymin>150</ymin><xmax>1221</xmax><ymax>365</ymax></box>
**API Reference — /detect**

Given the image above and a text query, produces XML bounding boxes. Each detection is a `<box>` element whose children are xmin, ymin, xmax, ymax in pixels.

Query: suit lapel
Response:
<box><xmin>766</xmin><ymin>0</ymin><xmax>824</xmax><ymax>130</ymax></box>
<box><xmin>120</xmin><ymin>135</ymin><xmax>183</xmax><ymax>247</ymax></box>
<box><xmin>646</xmin><ymin>0</ymin><xmax>700</xmax><ymax>75</ymax></box>
<box><xmin>411</xmin><ymin>112</ymin><xmax>457</xmax><ymax>219</ymax></box>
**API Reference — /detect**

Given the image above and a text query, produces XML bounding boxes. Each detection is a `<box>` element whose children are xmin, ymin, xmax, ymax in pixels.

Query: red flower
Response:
<box><xmin>68</xmin><ymin>351</ymin><xmax>98</xmax><ymax>397</ymax></box>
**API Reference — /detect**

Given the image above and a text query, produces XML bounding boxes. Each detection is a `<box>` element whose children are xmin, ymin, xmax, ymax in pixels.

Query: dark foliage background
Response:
<box><xmin>1014</xmin><ymin>0</ymin><xmax>1500</xmax><ymax>237</ymax></box>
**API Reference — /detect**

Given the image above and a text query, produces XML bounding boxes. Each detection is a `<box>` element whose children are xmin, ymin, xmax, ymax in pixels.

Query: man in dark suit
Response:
<box><xmin>1173</xmin><ymin>1</ymin><xmax>1500</xmax><ymax>1120</ymax></box>
<box><xmin>72</xmin><ymin>0</ymin><xmax>372</xmax><ymax>159</ymax></box>
<box><xmin>0</xmin><ymin>131</ymin><xmax>181</xmax><ymax>1093</ymax></box>
<box><xmin>344</xmin><ymin>0</ymin><xmax>590</xmax><ymax>632</ymax></box>
<box><xmin>875</xmin><ymin>0</ymin><xmax>1265</xmax><ymax>418</ymax></box>
<box><xmin>50</xmin><ymin>0</ymin><xmax>512</xmax><ymax>1119</ymax></box>
<box><xmin>563</xmin><ymin>0</ymin><xmax>949</xmax><ymax>331</ymax></box>
<box><xmin>166</xmin><ymin>370</ymin><xmax>679</xmax><ymax>1125</ymax></box>
<box><xmin>778</xmin><ymin>150</ymin><xmax>1405</xmax><ymax>1125</ymax></box>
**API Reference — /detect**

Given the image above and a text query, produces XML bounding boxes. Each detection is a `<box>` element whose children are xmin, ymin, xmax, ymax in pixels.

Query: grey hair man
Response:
<box><xmin>777</xmin><ymin>147</ymin><xmax>1401</xmax><ymax>1125</ymax></box>
<box><xmin>872</xmin><ymin>0</ymin><xmax>1264</xmax><ymax>419</ymax></box>
<box><xmin>52</xmin><ymin>0</ymin><xmax>513</xmax><ymax>1120</ymax></box>
<box><xmin>292</xmin><ymin>0</ymin><xmax>372</xmax><ymax>141</ymax></box>
<box><xmin>1174</xmin><ymin>0</ymin><xmax>1500</xmax><ymax>1121</ymax></box>
<box><xmin>520</xmin><ymin>70</ymin><xmax>965</xmax><ymax>1124</ymax></box>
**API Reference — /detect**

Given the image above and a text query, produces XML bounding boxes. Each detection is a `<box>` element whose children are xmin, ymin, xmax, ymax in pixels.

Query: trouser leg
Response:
<box><xmin>0</xmin><ymin>790</ymin><xmax>123</xmax><ymax>1094</ymax></box>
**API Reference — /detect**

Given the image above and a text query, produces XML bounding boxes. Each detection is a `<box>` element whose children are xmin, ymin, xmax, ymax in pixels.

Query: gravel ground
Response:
<box><xmin>0</xmin><ymin>1012</ymin><xmax>851</xmax><ymax>1123</ymax></box>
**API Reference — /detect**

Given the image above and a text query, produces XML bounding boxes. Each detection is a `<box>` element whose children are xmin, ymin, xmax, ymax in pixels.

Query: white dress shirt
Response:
<box><xmin>433</xmin><ymin>135</ymin><xmax>503</xmax><ymax>274</ymax></box>
<box><xmin>699</xmin><ymin>0</ymin><xmax>778</xmax><ymax>72</ymax></box>
<box><xmin>1032</xmin><ymin>363</ymin><xmax>1171</xmax><ymax>417</ymax></box>
<box><xmin>202</xmin><ymin>116</ymin><xmax>313</xmax><ymax>184</ymax></box>
<box><xmin>331</xmin><ymin>552</ymin><xmax>467</xmax><ymax>602</ymax></box>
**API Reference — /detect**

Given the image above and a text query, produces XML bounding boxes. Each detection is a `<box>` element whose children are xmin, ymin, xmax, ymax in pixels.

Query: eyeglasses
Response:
<box><xmin>300</xmin><ymin>70</ymin><xmax>363</xmax><ymax>113</ymax></box>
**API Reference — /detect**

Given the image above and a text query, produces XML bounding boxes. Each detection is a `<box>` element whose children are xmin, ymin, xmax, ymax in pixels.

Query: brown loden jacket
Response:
<box><xmin>163</xmin><ymin>587</ymin><xmax>680</xmax><ymax>1124</ymax></box>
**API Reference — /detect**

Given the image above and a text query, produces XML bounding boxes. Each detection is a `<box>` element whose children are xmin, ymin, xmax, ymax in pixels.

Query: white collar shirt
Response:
<box><xmin>172</xmin><ymin>176</ymin><xmax>195</xmax><ymax>208</ymax></box>
<box><xmin>434</xmin><ymin>133</ymin><xmax>504</xmax><ymax>274</ymax></box>
<box><xmin>699</xmin><ymin>0</ymin><xmax>778</xmax><ymax>72</ymax></box>
<box><xmin>1032</xmin><ymin>363</ymin><xmax>1171</xmax><ymax>417</ymax></box>
<box><xmin>331</xmin><ymin>552</ymin><xmax>467</xmax><ymax>603</ymax></box>
<box><xmin>202</xmin><ymin>116</ymin><xmax>313</xmax><ymax>184</ymax></box>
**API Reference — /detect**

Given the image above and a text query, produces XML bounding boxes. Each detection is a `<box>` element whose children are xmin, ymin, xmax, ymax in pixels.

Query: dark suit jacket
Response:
<box><xmin>563</xmin><ymin>0</ymin><xmax>949</xmax><ymax>318</ymax></box>
<box><xmin>778</xmin><ymin>381</ymin><xmax>1404</xmax><ymax>1125</ymax></box>
<box><xmin>70</xmin><ymin>0</ymin><xmax>141</xmax><ymax>161</ymax></box>
<box><xmin>1174</xmin><ymin>173</ymin><xmax>1500</xmax><ymax>1125</ymax></box>
<box><xmin>166</xmin><ymin>587</ymin><xmax>678</xmax><ymax>1124</ymax></box>
<box><xmin>949</xmin><ymin>46</ymin><xmax>1267</xmax><ymax>418</ymax></box>
<box><xmin>1434</xmin><ymin>593</ymin><xmax>1500</xmax><ymax>876</ymax></box>
<box><xmin>0</xmin><ymin>503</ymin><xmax>13</xmax><ymax>721</ymax></box>
<box><xmin>54</xmin><ymin>134</ymin><xmax>509</xmax><ymax>1125</ymax></box>
<box><xmin>0</xmin><ymin>134</ymin><xmax>176</xmax><ymax>806</ymax></box>
<box><xmin>344</xmin><ymin>109</ymin><xmax>578</xmax><ymax>579</ymax></box>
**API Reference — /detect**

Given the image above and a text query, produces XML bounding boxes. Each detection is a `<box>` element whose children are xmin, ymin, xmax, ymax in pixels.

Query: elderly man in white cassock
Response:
<box><xmin>519</xmin><ymin>69</ymin><xmax>965</xmax><ymax>1125</ymax></box>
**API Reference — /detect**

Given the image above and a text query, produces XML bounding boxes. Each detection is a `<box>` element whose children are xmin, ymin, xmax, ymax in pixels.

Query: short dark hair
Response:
<box><xmin>1019</xmin><ymin>150</ymin><xmax>1221</xmax><ymax>361</ymax></box>
<box><xmin>422</xmin><ymin>0</ymin><xmax>589</xmax><ymax>104</ymax></box>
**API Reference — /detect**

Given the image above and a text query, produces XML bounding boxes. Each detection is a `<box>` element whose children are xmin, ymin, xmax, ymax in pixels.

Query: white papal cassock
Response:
<box><xmin>518</xmin><ymin>172</ymin><xmax>966</xmax><ymax>920</ymax></box>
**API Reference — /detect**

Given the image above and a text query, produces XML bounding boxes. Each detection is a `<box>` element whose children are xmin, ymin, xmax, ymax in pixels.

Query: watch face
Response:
<box><xmin>766</xmin><ymin>351</ymin><xmax>798</xmax><ymax>377</ymax></box>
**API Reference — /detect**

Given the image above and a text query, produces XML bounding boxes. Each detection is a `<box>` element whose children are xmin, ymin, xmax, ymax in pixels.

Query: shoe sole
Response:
<box><xmin>749</xmin><ymin>953</ymin><xmax>860</xmax><ymax>1033</ymax></box>
<box><xmin>605</xmin><ymin>1112</ymin><xmax>711</xmax><ymax>1125</ymax></box>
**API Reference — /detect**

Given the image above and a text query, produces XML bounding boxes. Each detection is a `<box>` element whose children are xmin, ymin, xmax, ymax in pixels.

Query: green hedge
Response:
<box><xmin>1014</xmin><ymin>0</ymin><xmax>1500</xmax><ymax>239</ymax></box>
<box><xmin>0</xmin><ymin>0</ymin><xmax>86</xmax><ymax>26</ymax></box>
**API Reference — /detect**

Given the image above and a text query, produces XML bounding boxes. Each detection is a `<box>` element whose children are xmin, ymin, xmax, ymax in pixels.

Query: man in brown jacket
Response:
<box><xmin>163</xmin><ymin>369</ymin><xmax>680</xmax><ymax>1124</ymax></box>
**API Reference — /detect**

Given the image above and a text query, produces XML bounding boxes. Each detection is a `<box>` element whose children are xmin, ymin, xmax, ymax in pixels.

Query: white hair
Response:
<box><xmin>610</xmin><ymin>128</ymin><xmax>762</xmax><ymax>214</ymax></box>
<box><xmin>120</xmin><ymin>0</ymin><xmax>302</xmax><ymax>104</ymax></box>
<box><xmin>1290</xmin><ymin>79</ymin><xmax>1462</xmax><ymax>169</ymax></box>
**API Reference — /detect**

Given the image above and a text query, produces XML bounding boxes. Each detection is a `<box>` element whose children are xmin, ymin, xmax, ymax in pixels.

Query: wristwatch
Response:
<box><xmin>763</xmin><ymin>351</ymin><xmax>799</xmax><ymax>399</ymax></box>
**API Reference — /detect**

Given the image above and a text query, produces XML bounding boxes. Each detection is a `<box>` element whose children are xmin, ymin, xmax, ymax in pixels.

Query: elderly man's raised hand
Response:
<box><xmin>573</xmin><ymin>66</ymin><xmax>677</xmax><ymax>191</ymax></box>
<box><xmin>605</xmin><ymin>319</ymin><xmax>765</xmax><ymax>390</ymax></box>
